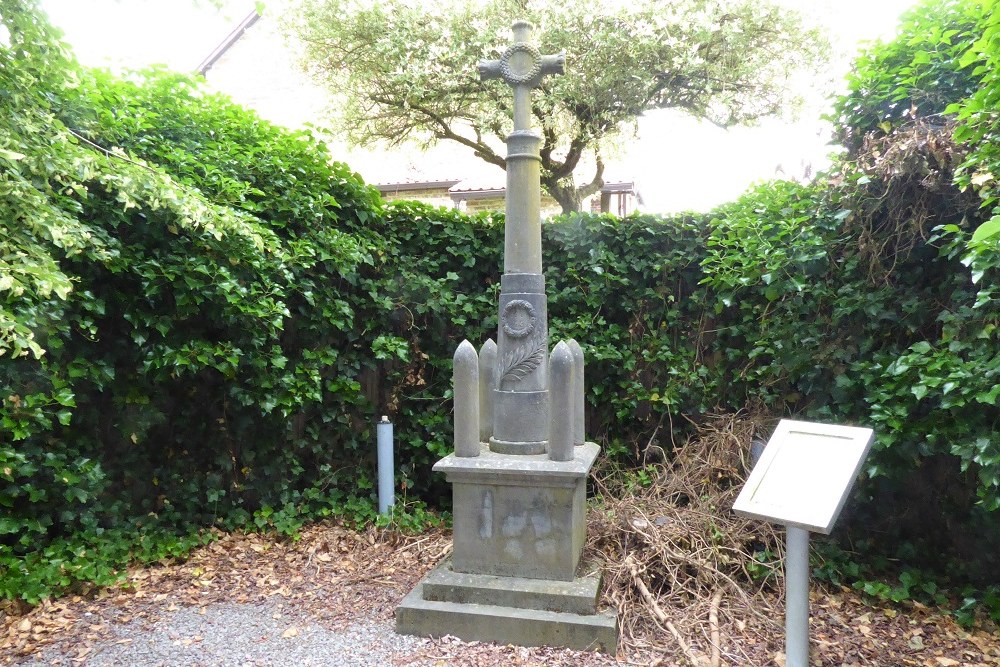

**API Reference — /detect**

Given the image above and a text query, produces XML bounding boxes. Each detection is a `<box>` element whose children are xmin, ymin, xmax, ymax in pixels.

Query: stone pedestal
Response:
<box><xmin>395</xmin><ymin>443</ymin><xmax>617</xmax><ymax>652</ymax></box>
<box><xmin>444</xmin><ymin>442</ymin><xmax>596</xmax><ymax>580</ymax></box>
<box><xmin>396</xmin><ymin>558</ymin><xmax>618</xmax><ymax>652</ymax></box>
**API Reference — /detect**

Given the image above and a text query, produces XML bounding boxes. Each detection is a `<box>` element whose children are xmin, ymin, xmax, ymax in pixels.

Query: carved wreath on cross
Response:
<box><xmin>501</xmin><ymin>299</ymin><xmax>537</xmax><ymax>339</ymax></box>
<box><xmin>478</xmin><ymin>21</ymin><xmax>565</xmax><ymax>92</ymax></box>
<box><xmin>499</xmin><ymin>43</ymin><xmax>543</xmax><ymax>86</ymax></box>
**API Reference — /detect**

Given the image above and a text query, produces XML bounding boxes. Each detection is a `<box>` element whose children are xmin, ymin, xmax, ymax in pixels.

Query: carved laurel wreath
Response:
<box><xmin>497</xmin><ymin>333</ymin><xmax>546</xmax><ymax>387</ymax></box>
<box><xmin>501</xmin><ymin>299</ymin><xmax>537</xmax><ymax>339</ymax></box>
<box><xmin>500</xmin><ymin>42</ymin><xmax>542</xmax><ymax>86</ymax></box>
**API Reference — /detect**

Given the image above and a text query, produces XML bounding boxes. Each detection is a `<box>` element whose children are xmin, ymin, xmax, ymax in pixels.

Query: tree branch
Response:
<box><xmin>368</xmin><ymin>94</ymin><xmax>506</xmax><ymax>170</ymax></box>
<box><xmin>546</xmin><ymin>133</ymin><xmax>588</xmax><ymax>181</ymax></box>
<box><xmin>577</xmin><ymin>155</ymin><xmax>605</xmax><ymax>200</ymax></box>
<box><xmin>539</xmin><ymin>123</ymin><xmax>557</xmax><ymax>171</ymax></box>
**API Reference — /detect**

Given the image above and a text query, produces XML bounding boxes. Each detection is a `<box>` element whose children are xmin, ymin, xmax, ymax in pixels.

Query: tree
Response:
<box><xmin>831</xmin><ymin>0</ymin><xmax>987</xmax><ymax>157</ymax></box>
<box><xmin>290</xmin><ymin>0</ymin><xmax>829</xmax><ymax>213</ymax></box>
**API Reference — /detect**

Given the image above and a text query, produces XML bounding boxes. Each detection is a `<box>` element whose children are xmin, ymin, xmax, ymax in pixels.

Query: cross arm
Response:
<box><xmin>479</xmin><ymin>59</ymin><xmax>503</xmax><ymax>81</ymax></box>
<box><xmin>540</xmin><ymin>52</ymin><xmax>566</xmax><ymax>79</ymax></box>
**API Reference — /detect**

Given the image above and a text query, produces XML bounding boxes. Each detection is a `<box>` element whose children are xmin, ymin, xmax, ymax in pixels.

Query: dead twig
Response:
<box><xmin>588</xmin><ymin>412</ymin><xmax>784</xmax><ymax>661</ymax></box>
<box><xmin>629</xmin><ymin>560</ymin><xmax>700</xmax><ymax>667</ymax></box>
<box><xmin>666</xmin><ymin>621</ymin><xmax>700</xmax><ymax>667</ymax></box>
<box><xmin>709</xmin><ymin>589</ymin><xmax>723</xmax><ymax>667</ymax></box>
<box><xmin>428</xmin><ymin>542</ymin><xmax>452</xmax><ymax>561</ymax></box>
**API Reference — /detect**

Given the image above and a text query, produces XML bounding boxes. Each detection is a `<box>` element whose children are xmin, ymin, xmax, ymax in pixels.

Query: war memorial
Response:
<box><xmin>395</xmin><ymin>20</ymin><xmax>619</xmax><ymax>653</ymax></box>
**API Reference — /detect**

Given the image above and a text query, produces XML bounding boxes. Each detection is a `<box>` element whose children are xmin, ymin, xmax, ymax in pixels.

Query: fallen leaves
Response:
<box><xmin>0</xmin><ymin>518</ymin><xmax>998</xmax><ymax>667</ymax></box>
<box><xmin>0</xmin><ymin>521</ymin><xmax>449</xmax><ymax>663</ymax></box>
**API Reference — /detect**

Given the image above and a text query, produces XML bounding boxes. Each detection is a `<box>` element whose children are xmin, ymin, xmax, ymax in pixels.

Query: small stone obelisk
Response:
<box><xmin>395</xmin><ymin>21</ymin><xmax>617</xmax><ymax>653</ymax></box>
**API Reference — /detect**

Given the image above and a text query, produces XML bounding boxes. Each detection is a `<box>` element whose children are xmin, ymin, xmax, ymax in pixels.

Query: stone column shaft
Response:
<box><xmin>502</xmin><ymin>131</ymin><xmax>543</xmax><ymax>274</ymax></box>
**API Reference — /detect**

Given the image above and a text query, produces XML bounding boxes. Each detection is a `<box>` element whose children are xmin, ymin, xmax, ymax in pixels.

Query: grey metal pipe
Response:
<box><xmin>785</xmin><ymin>525</ymin><xmax>811</xmax><ymax>667</ymax></box>
<box><xmin>377</xmin><ymin>416</ymin><xmax>395</xmax><ymax>515</ymax></box>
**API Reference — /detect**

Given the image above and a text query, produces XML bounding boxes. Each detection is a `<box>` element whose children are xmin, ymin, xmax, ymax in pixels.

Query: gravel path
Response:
<box><xmin>4</xmin><ymin>527</ymin><xmax>622</xmax><ymax>667</ymax></box>
<box><xmin>16</xmin><ymin>602</ymin><xmax>431</xmax><ymax>667</ymax></box>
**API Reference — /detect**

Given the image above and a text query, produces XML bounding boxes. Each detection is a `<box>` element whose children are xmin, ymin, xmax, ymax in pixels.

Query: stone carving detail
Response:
<box><xmin>501</xmin><ymin>299</ymin><xmax>537</xmax><ymax>339</ymax></box>
<box><xmin>497</xmin><ymin>333</ymin><xmax>546</xmax><ymax>387</ymax></box>
<box><xmin>500</xmin><ymin>42</ymin><xmax>542</xmax><ymax>85</ymax></box>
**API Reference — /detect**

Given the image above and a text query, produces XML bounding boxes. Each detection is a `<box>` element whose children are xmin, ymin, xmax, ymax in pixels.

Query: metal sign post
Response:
<box><xmin>784</xmin><ymin>525</ymin><xmax>810</xmax><ymax>667</ymax></box>
<box><xmin>733</xmin><ymin>419</ymin><xmax>875</xmax><ymax>667</ymax></box>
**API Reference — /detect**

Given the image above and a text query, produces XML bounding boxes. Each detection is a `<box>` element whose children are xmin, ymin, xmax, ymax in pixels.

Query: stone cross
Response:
<box><xmin>478</xmin><ymin>21</ymin><xmax>564</xmax><ymax>277</ymax></box>
<box><xmin>479</xmin><ymin>21</ymin><xmax>566</xmax><ymax>134</ymax></box>
<box><xmin>477</xmin><ymin>22</ymin><xmax>565</xmax><ymax>455</ymax></box>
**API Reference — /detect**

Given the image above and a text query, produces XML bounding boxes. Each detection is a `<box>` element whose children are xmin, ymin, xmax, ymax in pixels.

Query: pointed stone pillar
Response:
<box><xmin>567</xmin><ymin>339</ymin><xmax>586</xmax><ymax>446</ymax></box>
<box><xmin>479</xmin><ymin>339</ymin><xmax>497</xmax><ymax>444</ymax></box>
<box><xmin>453</xmin><ymin>340</ymin><xmax>480</xmax><ymax>458</ymax></box>
<box><xmin>548</xmin><ymin>342</ymin><xmax>574</xmax><ymax>462</ymax></box>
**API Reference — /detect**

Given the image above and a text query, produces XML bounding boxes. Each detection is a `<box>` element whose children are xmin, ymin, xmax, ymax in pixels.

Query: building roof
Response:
<box><xmin>375</xmin><ymin>179</ymin><xmax>462</xmax><ymax>194</ymax></box>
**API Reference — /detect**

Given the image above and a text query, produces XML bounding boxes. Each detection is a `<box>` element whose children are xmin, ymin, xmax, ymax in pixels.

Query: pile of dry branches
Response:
<box><xmin>847</xmin><ymin>116</ymin><xmax>981</xmax><ymax>281</ymax></box>
<box><xmin>587</xmin><ymin>413</ymin><xmax>786</xmax><ymax>665</ymax></box>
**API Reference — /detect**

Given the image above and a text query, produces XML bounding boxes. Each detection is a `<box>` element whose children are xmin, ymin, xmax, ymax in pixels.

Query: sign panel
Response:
<box><xmin>732</xmin><ymin>419</ymin><xmax>874</xmax><ymax>534</ymax></box>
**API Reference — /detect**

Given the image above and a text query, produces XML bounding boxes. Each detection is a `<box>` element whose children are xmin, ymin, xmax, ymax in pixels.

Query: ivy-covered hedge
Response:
<box><xmin>1</xmin><ymin>0</ymin><xmax>999</xmax><ymax>606</ymax></box>
<box><xmin>1</xmin><ymin>1</ymin><xmax>387</xmax><ymax>600</ymax></box>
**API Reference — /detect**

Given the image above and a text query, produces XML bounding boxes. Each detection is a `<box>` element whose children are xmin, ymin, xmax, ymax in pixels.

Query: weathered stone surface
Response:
<box><xmin>567</xmin><ymin>339</ymin><xmax>585</xmax><ymax>446</ymax></box>
<box><xmin>479</xmin><ymin>339</ymin><xmax>497</xmax><ymax>443</ymax></box>
<box><xmin>453</xmin><ymin>340</ymin><xmax>479</xmax><ymax>458</ymax></box>
<box><xmin>421</xmin><ymin>558</ymin><xmax>602</xmax><ymax>615</ymax></box>
<box><xmin>396</xmin><ymin>581</ymin><xmax>618</xmax><ymax>653</ymax></box>
<box><xmin>490</xmin><ymin>274</ymin><xmax>549</xmax><ymax>454</ymax></box>
<box><xmin>548</xmin><ymin>342</ymin><xmax>574</xmax><ymax>462</ymax></box>
<box><xmin>435</xmin><ymin>443</ymin><xmax>597</xmax><ymax>581</ymax></box>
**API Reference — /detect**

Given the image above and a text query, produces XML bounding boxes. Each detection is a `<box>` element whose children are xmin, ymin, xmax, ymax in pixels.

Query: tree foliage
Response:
<box><xmin>1</xmin><ymin>0</ymin><xmax>386</xmax><ymax>600</ymax></box>
<box><xmin>831</xmin><ymin>0</ymin><xmax>988</xmax><ymax>155</ymax></box>
<box><xmin>289</xmin><ymin>0</ymin><xmax>828</xmax><ymax>212</ymax></box>
<box><xmin>950</xmin><ymin>0</ymin><xmax>1000</xmax><ymax>251</ymax></box>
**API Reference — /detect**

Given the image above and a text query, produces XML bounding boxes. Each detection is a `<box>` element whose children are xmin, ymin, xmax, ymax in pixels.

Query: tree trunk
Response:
<box><xmin>600</xmin><ymin>191</ymin><xmax>612</xmax><ymax>213</ymax></box>
<box><xmin>541</xmin><ymin>158</ymin><xmax>605</xmax><ymax>215</ymax></box>
<box><xmin>548</xmin><ymin>182</ymin><xmax>583</xmax><ymax>214</ymax></box>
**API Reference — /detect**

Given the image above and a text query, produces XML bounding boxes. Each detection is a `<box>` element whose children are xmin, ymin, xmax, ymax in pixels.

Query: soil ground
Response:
<box><xmin>2</xmin><ymin>522</ymin><xmax>997</xmax><ymax>666</ymax></box>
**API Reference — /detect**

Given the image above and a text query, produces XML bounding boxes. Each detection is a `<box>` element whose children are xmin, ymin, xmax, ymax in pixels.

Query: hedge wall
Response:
<box><xmin>2</xmin><ymin>0</ymin><xmax>998</xmax><ymax>603</ymax></box>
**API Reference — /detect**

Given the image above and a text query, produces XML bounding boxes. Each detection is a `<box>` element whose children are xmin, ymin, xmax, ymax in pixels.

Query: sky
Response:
<box><xmin>39</xmin><ymin>0</ymin><xmax>922</xmax><ymax>214</ymax></box>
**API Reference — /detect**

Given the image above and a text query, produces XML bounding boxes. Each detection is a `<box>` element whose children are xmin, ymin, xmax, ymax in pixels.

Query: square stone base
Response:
<box><xmin>396</xmin><ymin>559</ymin><xmax>618</xmax><ymax>653</ymax></box>
<box><xmin>434</xmin><ymin>442</ymin><xmax>600</xmax><ymax>581</ymax></box>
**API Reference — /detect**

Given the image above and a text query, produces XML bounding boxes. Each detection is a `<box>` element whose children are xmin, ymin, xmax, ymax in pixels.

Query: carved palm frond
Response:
<box><xmin>498</xmin><ymin>334</ymin><xmax>546</xmax><ymax>387</ymax></box>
